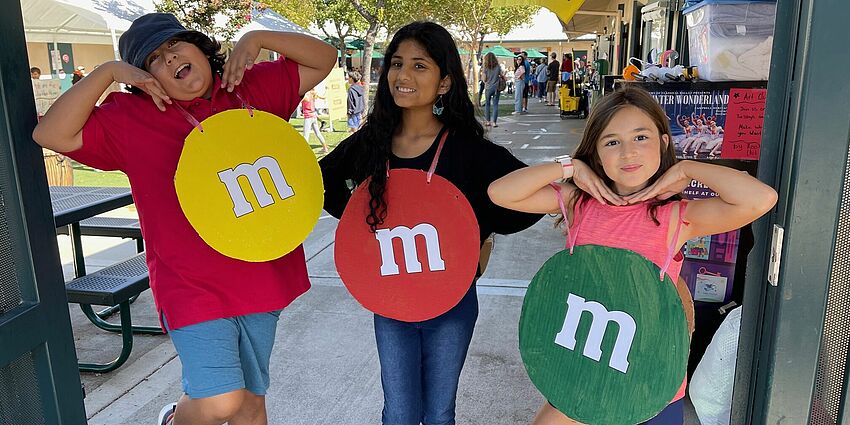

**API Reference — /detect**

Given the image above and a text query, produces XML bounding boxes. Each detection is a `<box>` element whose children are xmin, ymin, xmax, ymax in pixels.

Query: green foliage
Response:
<box><xmin>156</xmin><ymin>0</ymin><xmax>254</xmax><ymax>41</ymax></box>
<box><xmin>262</xmin><ymin>0</ymin><xmax>318</xmax><ymax>28</ymax></box>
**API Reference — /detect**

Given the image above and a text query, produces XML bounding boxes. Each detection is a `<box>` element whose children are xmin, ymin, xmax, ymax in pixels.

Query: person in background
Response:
<box><xmin>347</xmin><ymin>71</ymin><xmax>366</xmax><ymax>132</ymax></box>
<box><xmin>31</xmin><ymin>67</ymin><xmax>42</xmax><ymax>80</ymax></box>
<box><xmin>561</xmin><ymin>53</ymin><xmax>573</xmax><ymax>83</ymax></box>
<box><xmin>535</xmin><ymin>58</ymin><xmax>548</xmax><ymax>103</ymax></box>
<box><xmin>482</xmin><ymin>51</ymin><xmax>502</xmax><ymax>128</ymax></box>
<box><xmin>521</xmin><ymin>51</ymin><xmax>531</xmax><ymax>113</ymax></box>
<box><xmin>512</xmin><ymin>55</ymin><xmax>526</xmax><ymax>115</ymax></box>
<box><xmin>72</xmin><ymin>66</ymin><xmax>85</xmax><ymax>85</ymax></box>
<box><xmin>546</xmin><ymin>53</ymin><xmax>560</xmax><ymax>106</ymax></box>
<box><xmin>301</xmin><ymin>88</ymin><xmax>330</xmax><ymax>153</ymax></box>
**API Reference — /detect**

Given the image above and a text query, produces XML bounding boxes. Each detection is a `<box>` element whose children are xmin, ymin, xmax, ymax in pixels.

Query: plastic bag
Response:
<box><xmin>689</xmin><ymin>306</ymin><xmax>743</xmax><ymax>425</ymax></box>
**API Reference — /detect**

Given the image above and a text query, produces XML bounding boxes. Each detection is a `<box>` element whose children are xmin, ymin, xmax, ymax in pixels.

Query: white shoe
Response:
<box><xmin>157</xmin><ymin>403</ymin><xmax>177</xmax><ymax>425</ymax></box>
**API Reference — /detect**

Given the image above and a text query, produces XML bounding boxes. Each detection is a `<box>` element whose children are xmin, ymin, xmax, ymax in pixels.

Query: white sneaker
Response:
<box><xmin>157</xmin><ymin>403</ymin><xmax>177</xmax><ymax>425</ymax></box>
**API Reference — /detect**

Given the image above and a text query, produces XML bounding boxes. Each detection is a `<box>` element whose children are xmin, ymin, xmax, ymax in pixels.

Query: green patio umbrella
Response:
<box><xmin>525</xmin><ymin>48</ymin><xmax>547</xmax><ymax>59</ymax></box>
<box><xmin>482</xmin><ymin>45</ymin><xmax>516</xmax><ymax>58</ymax></box>
<box><xmin>457</xmin><ymin>47</ymin><xmax>470</xmax><ymax>55</ymax></box>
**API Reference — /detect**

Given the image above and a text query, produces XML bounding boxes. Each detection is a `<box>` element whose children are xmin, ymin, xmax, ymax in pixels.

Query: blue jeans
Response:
<box><xmin>642</xmin><ymin>399</ymin><xmax>684</xmax><ymax>424</ymax></box>
<box><xmin>484</xmin><ymin>85</ymin><xmax>500</xmax><ymax>124</ymax></box>
<box><xmin>514</xmin><ymin>80</ymin><xmax>525</xmax><ymax>112</ymax></box>
<box><xmin>537</xmin><ymin>81</ymin><xmax>547</xmax><ymax>99</ymax></box>
<box><xmin>374</xmin><ymin>284</ymin><xmax>479</xmax><ymax>425</ymax></box>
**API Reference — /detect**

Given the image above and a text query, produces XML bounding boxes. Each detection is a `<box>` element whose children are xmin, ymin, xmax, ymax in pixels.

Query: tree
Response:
<box><xmin>261</xmin><ymin>0</ymin><xmax>318</xmax><ymax>28</ymax></box>
<box><xmin>314</xmin><ymin>0</ymin><xmax>367</xmax><ymax>68</ymax></box>
<box><xmin>157</xmin><ymin>0</ymin><xmax>255</xmax><ymax>41</ymax></box>
<box><xmin>434</xmin><ymin>0</ymin><xmax>538</xmax><ymax>96</ymax></box>
<box><xmin>347</xmin><ymin>0</ymin><xmax>385</xmax><ymax>115</ymax></box>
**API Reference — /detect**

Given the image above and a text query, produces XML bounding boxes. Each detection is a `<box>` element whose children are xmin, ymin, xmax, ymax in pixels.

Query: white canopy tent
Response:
<box><xmin>21</xmin><ymin>0</ymin><xmax>315</xmax><ymax>56</ymax></box>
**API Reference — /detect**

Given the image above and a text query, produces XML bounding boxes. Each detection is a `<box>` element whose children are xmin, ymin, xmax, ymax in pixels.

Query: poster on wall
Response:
<box><xmin>646</xmin><ymin>84</ymin><xmax>768</xmax><ymax>161</ymax></box>
<box><xmin>679</xmin><ymin>180</ymin><xmax>740</xmax><ymax>304</ymax></box>
<box><xmin>649</xmin><ymin>88</ymin><xmax>730</xmax><ymax>160</ymax></box>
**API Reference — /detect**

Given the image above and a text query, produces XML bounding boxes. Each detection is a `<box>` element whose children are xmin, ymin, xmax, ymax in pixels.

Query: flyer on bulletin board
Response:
<box><xmin>721</xmin><ymin>88</ymin><xmax>767</xmax><ymax>160</ymax></box>
<box><xmin>680</xmin><ymin>180</ymin><xmax>740</xmax><ymax>304</ymax></box>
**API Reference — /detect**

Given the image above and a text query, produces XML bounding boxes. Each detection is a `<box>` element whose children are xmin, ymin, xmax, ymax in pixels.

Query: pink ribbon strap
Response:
<box><xmin>426</xmin><ymin>129</ymin><xmax>449</xmax><ymax>184</ymax></box>
<box><xmin>172</xmin><ymin>102</ymin><xmax>203</xmax><ymax>132</ymax></box>
<box><xmin>549</xmin><ymin>183</ymin><xmax>575</xmax><ymax>253</ymax></box>
<box><xmin>233</xmin><ymin>90</ymin><xmax>254</xmax><ymax>117</ymax></box>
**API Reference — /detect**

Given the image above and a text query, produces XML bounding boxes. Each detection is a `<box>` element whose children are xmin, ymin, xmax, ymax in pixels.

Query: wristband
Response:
<box><xmin>554</xmin><ymin>155</ymin><xmax>573</xmax><ymax>180</ymax></box>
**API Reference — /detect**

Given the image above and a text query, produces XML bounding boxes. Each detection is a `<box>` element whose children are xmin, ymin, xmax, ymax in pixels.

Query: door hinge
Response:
<box><xmin>768</xmin><ymin>224</ymin><xmax>784</xmax><ymax>286</ymax></box>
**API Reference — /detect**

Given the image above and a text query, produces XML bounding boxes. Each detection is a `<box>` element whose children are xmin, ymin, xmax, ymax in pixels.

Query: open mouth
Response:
<box><xmin>174</xmin><ymin>63</ymin><xmax>191</xmax><ymax>80</ymax></box>
<box><xmin>395</xmin><ymin>86</ymin><xmax>416</xmax><ymax>94</ymax></box>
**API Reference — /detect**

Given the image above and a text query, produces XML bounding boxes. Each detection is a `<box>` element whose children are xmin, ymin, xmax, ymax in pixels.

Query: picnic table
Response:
<box><xmin>50</xmin><ymin>186</ymin><xmax>161</xmax><ymax>373</ymax></box>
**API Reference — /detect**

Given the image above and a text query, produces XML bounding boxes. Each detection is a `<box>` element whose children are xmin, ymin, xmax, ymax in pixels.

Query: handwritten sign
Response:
<box><xmin>721</xmin><ymin>88</ymin><xmax>767</xmax><ymax>160</ymax></box>
<box><xmin>32</xmin><ymin>80</ymin><xmax>61</xmax><ymax>116</ymax></box>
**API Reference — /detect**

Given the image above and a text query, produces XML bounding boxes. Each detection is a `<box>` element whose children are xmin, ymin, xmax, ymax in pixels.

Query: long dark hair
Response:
<box><xmin>129</xmin><ymin>32</ymin><xmax>226</xmax><ymax>94</ymax></box>
<box><xmin>353</xmin><ymin>21</ymin><xmax>484</xmax><ymax>231</ymax></box>
<box><xmin>567</xmin><ymin>86</ymin><xmax>679</xmax><ymax>225</ymax></box>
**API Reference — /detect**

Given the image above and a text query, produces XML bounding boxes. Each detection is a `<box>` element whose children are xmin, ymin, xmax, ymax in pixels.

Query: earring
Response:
<box><xmin>433</xmin><ymin>94</ymin><xmax>445</xmax><ymax>116</ymax></box>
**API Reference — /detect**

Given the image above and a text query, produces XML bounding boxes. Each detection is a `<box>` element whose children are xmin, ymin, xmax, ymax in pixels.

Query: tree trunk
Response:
<box><xmin>360</xmin><ymin>21</ymin><xmax>379</xmax><ymax>116</ymax></box>
<box><xmin>349</xmin><ymin>0</ymin><xmax>385</xmax><ymax>118</ymax></box>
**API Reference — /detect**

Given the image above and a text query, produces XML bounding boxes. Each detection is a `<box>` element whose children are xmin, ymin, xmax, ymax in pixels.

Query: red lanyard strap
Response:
<box><xmin>426</xmin><ymin>129</ymin><xmax>449</xmax><ymax>184</ymax></box>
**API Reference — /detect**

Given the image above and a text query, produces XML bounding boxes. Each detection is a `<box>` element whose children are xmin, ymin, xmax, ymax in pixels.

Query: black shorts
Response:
<box><xmin>523</xmin><ymin>84</ymin><xmax>530</xmax><ymax>98</ymax></box>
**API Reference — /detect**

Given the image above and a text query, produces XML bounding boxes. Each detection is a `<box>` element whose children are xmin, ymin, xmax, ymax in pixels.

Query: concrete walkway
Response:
<box><xmin>62</xmin><ymin>97</ymin><xmax>700</xmax><ymax>424</ymax></box>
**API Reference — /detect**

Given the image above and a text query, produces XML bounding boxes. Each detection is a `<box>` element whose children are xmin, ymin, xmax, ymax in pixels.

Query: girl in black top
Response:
<box><xmin>320</xmin><ymin>21</ymin><xmax>541</xmax><ymax>424</ymax></box>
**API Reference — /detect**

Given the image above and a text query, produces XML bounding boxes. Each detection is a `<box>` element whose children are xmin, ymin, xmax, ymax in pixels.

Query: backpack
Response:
<box><xmin>497</xmin><ymin>73</ymin><xmax>507</xmax><ymax>92</ymax></box>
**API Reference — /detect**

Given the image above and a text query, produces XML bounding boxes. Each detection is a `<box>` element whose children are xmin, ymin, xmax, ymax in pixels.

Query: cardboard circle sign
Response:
<box><xmin>174</xmin><ymin>109</ymin><xmax>323</xmax><ymax>262</ymax></box>
<box><xmin>519</xmin><ymin>245</ymin><xmax>689</xmax><ymax>425</ymax></box>
<box><xmin>335</xmin><ymin>169</ymin><xmax>480</xmax><ymax>322</ymax></box>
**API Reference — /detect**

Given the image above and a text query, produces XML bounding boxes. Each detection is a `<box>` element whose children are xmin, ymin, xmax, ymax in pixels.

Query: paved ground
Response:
<box><xmin>59</xmin><ymin>96</ymin><xmax>701</xmax><ymax>424</ymax></box>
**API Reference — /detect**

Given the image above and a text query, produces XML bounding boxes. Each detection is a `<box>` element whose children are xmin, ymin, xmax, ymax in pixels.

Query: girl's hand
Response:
<box><xmin>222</xmin><ymin>32</ymin><xmax>262</xmax><ymax>92</ymax></box>
<box><xmin>624</xmin><ymin>161</ymin><xmax>691</xmax><ymax>203</ymax></box>
<box><xmin>109</xmin><ymin>61</ymin><xmax>171</xmax><ymax>111</ymax></box>
<box><xmin>571</xmin><ymin>159</ymin><xmax>626</xmax><ymax>205</ymax></box>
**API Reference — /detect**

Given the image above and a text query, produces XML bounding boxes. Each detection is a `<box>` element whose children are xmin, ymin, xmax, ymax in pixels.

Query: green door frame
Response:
<box><xmin>0</xmin><ymin>2</ymin><xmax>86</xmax><ymax>423</ymax></box>
<box><xmin>732</xmin><ymin>0</ymin><xmax>850</xmax><ymax>423</ymax></box>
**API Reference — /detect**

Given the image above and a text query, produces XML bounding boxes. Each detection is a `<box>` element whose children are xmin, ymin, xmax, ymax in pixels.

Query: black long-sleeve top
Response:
<box><xmin>320</xmin><ymin>127</ymin><xmax>543</xmax><ymax>244</ymax></box>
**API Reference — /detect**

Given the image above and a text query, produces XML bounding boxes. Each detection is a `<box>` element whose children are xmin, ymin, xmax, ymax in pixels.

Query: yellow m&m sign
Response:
<box><xmin>175</xmin><ymin>109</ymin><xmax>323</xmax><ymax>262</ymax></box>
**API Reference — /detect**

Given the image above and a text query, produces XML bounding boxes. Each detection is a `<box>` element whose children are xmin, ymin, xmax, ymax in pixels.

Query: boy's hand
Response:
<box><xmin>222</xmin><ymin>32</ymin><xmax>262</xmax><ymax>92</ymax></box>
<box><xmin>109</xmin><ymin>61</ymin><xmax>171</xmax><ymax>111</ymax></box>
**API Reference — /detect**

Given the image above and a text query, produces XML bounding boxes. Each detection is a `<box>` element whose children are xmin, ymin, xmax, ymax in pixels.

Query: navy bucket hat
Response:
<box><xmin>119</xmin><ymin>13</ymin><xmax>207</xmax><ymax>69</ymax></box>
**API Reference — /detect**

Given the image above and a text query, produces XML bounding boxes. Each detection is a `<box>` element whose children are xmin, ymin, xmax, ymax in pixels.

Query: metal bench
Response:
<box><xmin>56</xmin><ymin>216</ymin><xmax>143</xmax><ymax>252</ymax></box>
<box><xmin>65</xmin><ymin>252</ymin><xmax>163</xmax><ymax>373</ymax></box>
<box><xmin>57</xmin><ymin>216</ymin><xmax>145</xmax><ymax>319</ymax></box>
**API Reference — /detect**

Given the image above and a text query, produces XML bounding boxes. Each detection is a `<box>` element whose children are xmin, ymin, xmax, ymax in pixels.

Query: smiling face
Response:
<box><xmin>144</xmin><ymin>39</ymin><xmax>213</xmax><ymax>100</ymax></box>
<box><xmin>595</xmin><ymin>105</ymin><xmax>669</xmax><ymax>195</ymax></box>
<box><xmin>386</xmin><ymin>40</ymin><xmax>450</xmax><ymax>111</ymax></box>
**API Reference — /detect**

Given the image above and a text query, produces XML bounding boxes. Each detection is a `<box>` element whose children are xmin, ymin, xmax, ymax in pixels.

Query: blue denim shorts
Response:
<box><xmin>347</xmin><ymin>114</ymin><xmax>362</xmax><ymax>129</ymax></box>
<box><xmin>163</xmin><ymin>310</ymin><xmax>282</xmax><ymax>399</ymax></box>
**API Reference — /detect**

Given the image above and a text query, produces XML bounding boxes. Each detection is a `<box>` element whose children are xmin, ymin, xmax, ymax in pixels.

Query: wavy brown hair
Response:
<box><xmin>565</xmin><ymin>85</ymin><xmax>679</xmax><ymax>226</ymax></box>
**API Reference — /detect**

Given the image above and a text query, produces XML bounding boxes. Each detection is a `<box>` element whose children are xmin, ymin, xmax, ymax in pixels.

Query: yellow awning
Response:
<box><xmin>491</xmin><ymin>0</ymin><xmax>586</xmax><ymax>24</ymax></box>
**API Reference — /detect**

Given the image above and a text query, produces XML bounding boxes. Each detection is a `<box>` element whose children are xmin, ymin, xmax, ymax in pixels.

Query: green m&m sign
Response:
<box><xmin>519</xmin><ymin>245</ymin><xmax>689</xmax><ymax>424</ymax></box>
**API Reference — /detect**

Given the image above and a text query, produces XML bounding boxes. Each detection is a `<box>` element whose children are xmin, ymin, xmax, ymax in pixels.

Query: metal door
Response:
<box><xmin>0</xmin><ymin>2</ymin><xmax>87</xmax><ymax>424</ymax></box>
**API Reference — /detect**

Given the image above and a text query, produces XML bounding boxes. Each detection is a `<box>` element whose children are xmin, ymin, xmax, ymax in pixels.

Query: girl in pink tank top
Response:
<box><xmin>488</xmin><ymin>86</ymin><xmax>777</xmax><ymax>425</ymax></box>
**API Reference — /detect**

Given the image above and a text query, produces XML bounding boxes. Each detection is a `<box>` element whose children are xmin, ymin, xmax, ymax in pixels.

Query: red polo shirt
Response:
<box><xmin>66</xmin><ymin>57</ymin><xmax>311</xmax><ymax>330</ymax></box>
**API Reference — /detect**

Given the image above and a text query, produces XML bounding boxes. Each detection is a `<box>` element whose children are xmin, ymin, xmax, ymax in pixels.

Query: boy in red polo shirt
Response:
<box><xmin>32</xmin><ymin>13</ymin><xmax>336</xmax><ymax>425</ymax></box>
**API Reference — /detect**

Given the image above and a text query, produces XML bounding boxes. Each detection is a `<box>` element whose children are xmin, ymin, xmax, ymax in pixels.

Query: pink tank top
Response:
<box><xmin>567</xmin><ymin>199</ymin><xmax>686</xmax><ymax>282</ymax></box>
<box><xmin>552</xmin><ymin>186</ymin><xmax>689</xmax><ymax>402</ymax></box>
<box><xmin>301</xmin><ymin>98</ymin><xmax>316</xmax><ymax>118</ymax></box>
